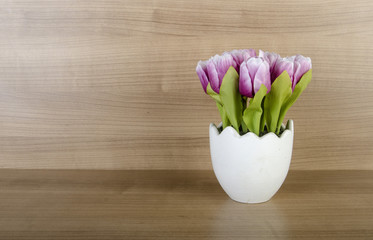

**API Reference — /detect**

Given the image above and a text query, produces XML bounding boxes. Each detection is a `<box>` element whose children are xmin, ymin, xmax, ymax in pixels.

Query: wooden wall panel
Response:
<box><xmin>0</xmin><ymin>0</ymin><xmax>372</xmax><ymax>169</ymax></box>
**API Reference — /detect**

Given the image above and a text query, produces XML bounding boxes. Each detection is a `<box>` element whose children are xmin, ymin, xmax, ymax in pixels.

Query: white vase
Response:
<box><xmin>209</xmin><ymin>120</ymin><xmax>294</xmax><ymax>204</ymax></box>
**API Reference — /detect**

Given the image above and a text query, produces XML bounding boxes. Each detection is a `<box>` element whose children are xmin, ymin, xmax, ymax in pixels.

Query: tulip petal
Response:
<box><xmin>258</xmin><ymin>49</ymin><xmax>264</xmax><ymax>57</ymax></box>
<box><xmin>259</xmin><ymin>50</ymin><xmax>280</xmax><ymax>73</ymax></box>
<box><xmin>239</xmin><ymin>62</ymin><xmax>253</xmax><ymax>98</ymax></box>
<box><xmin>196</xmin><ymin>61</ymin><xmax>209</xmax><ymax>93</ymax></box>
<box><xmin>247</xmin><ymin>57</ymin><xmax>262</xmax><ymax>77</ymax></box>
<box><xmin>253</xmin><ymin>60</ymin><xmax>271</xmax><ymax>94</ymax></box>
<box><xmin>247</xmin><ymin>48</ymin><xmax>257</xmax><ymax>57</ymax></box>
<box><xmin>216</xmin><ymin>53</ymin><xmax>236</xmax><ymax>86</ymax></box>
<box><xmin>229</xmin><ymin>50</ymin><xmax>244</xmax><ymax>66</ymax></box>
<box><xmin>206</xmin><ymin>59</ymin><xmax>220</xmax><ymax>93</ymax></box>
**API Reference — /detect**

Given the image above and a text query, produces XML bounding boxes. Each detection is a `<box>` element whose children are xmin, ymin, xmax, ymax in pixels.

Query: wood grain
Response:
<box><xmin>0</xmin><ymin>0</ymin><xmax>373</xmax><ymax>169</ymax></box>
<box><xmin>0</xmin><ymin>169</ymin><xmax>371</xmax><ymax>239</ymax></box>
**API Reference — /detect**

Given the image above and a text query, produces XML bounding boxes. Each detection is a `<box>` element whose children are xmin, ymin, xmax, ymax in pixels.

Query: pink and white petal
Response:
<box><xmin>216</xmin><ymin>53</ymin><xmax>236</xmax><ymax>88</ymax></box>
<box><xmin>239</xmin><ymin>62</ymin><xmax>253</xmax><ymax>98</ymax></box>
<box><xmin>229</xmin><ymin>50</ymin><xmax>243</xmax><ymax>66</ymax></box>
<box><xmin>247</xmin><ymin>48</ymin><xmax>257</xmax><ymax>57</ymax></box>
<box><xmin>246</xmin><ymin>57</ymin><xmax>263</xmax><ymax>80</ymax></box>
<box><xmin>259</xmin><ymin>50</ymin><xmax>280</xmax><ymax>72</ymax></box>
<box><xmin>253</xmin><ymin>61</ymin><xmax>271</xmax><ymax>94</ymax></box>
<box><xmin>206</xmin><ymin>60</ymin><xmax>220</xmax><ymax>93</ymax></box>
<box><xmin>258</xmin><ymin>50</ymin><xmax>265</xmax><ymax>59</ymax></box>
<box><xmin>196</xmin><ymin>61</ymin><xmax>209</xmax><ymax>93</ymax></box>
<box><xmin>217</xmin><ymin>53</ymin><xmax>235</xmax><ymax>80</ymax></box>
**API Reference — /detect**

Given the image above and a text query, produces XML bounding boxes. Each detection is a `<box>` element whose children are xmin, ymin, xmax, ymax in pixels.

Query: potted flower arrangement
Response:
<box><xmin>196</xmin><ymin>49</ymin><xmax>312</xmax><ymax>203</ymax></box>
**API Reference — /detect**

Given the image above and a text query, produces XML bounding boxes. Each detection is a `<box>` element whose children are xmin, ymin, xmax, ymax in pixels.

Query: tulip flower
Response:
<box><xmin>258</xmin><ymin>50</ymin><xmax>280</xmax><ymax>81</ymax></box>
<box><xmin>196</xmin><ymin>53</ymin><xmax>237</xmax><ymax>93</ymax></box>
<box><xmin>272</xmin><ymin>56</ymin><xmax>295</xmax><ymax>84</ymax></box>
<box><xmin>293</xmin><ymin>55</ymin><xmax>312</xmax><ymax>89</ymax></box>
<box><xmin>239</xmin><ymin>57</ymin><xmax>271</xmax><ymax>98</ymax></box>
<box><xmin>272</xmin><ymin>55</ymin><xmax>312</xmax><ymax>90</ymax></box>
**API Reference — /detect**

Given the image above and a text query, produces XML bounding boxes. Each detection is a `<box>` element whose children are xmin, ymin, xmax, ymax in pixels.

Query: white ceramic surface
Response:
<box><xmin>209</xmin><ymin>120</ymin><xmax>294</xmax><ymax>204</ymax></box>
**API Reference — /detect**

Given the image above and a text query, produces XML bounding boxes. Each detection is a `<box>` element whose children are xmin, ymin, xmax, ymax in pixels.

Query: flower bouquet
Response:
<box><xmin>196</xmin><ymin>49</ymin><xmax>312</xmax><ymax>203</ymax></box>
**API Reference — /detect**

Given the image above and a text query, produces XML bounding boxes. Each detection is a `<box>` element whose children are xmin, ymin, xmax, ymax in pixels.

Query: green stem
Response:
<box><xmin>241</xmin><ymin>119</ymin><xmax>248</xmax><ymax>134</ymax></box>
<box><xmin>276</xmin><ymin>113</ymin><xmax>286</xmax><ymax>135</ymax></box>
<box><xmin>216</xmin><ymin>102</ymin><xmax>230</xmax><ymax>129</ymax></box>
<box><xmin>260</xmin><ymin>96</ymin><xmax>266</xmax><ymax>133</ymax></box>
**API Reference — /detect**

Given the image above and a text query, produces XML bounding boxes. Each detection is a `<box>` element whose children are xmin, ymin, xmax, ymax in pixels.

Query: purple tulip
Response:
<box><xmin>272</xmin><ymin>56</ymin><xmax>295</xmax><ymax>84</ymax></box>
<box><xmin>272</xmin><ymin>55</ymin><xmax>312</xmax><ymax>90</ymax></box>
<box><xmin>258</xmin><ymin>50</ymin><xmax>280</xmax><ymax>81</ymax></box>
<box><xmin>196</xmin><ymin>53</ymin><xmax>237</xmax><ymax>93</ymax></box>
<box><xmin>239</xmin><ymin>57</ymin><xmax>271</xmax><ymax>98</ymax></box>
<box><xmin>228</xmin><ymin>49</ymin><xmax>257</xmax><ymax>70</ymax></box>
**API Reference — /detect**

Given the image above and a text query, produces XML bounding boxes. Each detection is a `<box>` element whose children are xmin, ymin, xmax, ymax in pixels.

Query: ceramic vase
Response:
<box><xmin>209</xmin><ymin>120</ymin><xmax>294</xmax><ymax>203</ymax></box>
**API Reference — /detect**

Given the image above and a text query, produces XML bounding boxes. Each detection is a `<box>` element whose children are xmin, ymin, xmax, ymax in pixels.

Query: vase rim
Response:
<box><xmin>210</xmin><ymin>119</ymin><xmax>294</xmax><ymax>140</ymax></box>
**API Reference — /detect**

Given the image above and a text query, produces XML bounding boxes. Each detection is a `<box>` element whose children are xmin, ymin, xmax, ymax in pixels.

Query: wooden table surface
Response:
<box><xmin>0</xmin><ymin>170</ymin><xmax>371</xmax><ymax>239</ymax></box>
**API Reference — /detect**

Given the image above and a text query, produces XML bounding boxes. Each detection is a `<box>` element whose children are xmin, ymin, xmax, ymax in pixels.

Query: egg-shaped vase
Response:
<box><xmin>209</xmin><ymin>120</ymin><xmax>294</xmax><ymax>203</ymax></box>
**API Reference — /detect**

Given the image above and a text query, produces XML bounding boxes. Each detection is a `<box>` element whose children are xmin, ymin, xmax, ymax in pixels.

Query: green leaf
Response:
<box><xmin>242</xmin><ymin>84</ymin><xmax>267</xmax><ymax>136</ymax></box>
<box><xmin>264</xmin><ymin>71</ymin><xmax>292</xmax><ymax>133</ymax></box>
<box><xmin>276</xmin><ymin>69</ymin><xmax>312</xmax><ymax>134</ymax></box>
<box><xmin>206</xmin><ymin>83</ymin><xmax>221</xmax><ymax>104</ymax></box>
<box><xmin>219</xmin><ymin>66</ymin><xmax>242</xmax><ymax>132</ymax></box>
<box><xmin>216</xmin><ymin>102</ymin><xmax>230</xmax><ymax>129</ymax></box>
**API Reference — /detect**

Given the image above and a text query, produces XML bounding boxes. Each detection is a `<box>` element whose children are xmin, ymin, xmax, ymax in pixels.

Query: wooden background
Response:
<box><xmin>0</xmin><ymin>0</ymin><xmax>372</xmax><ymax>170</ymax></box>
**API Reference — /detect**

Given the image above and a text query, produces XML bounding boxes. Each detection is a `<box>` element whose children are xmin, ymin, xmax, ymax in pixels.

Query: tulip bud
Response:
<box><xmin>259</xmin><ymin>50</ymin><xmax>280</xmax><ymax>81</ymax></box>
<box><xmin>272</xmin><ymin>55</ymin><xmax>312</xmax><ymax>90</ymax></box>
<box><xmin>239</xmin><ymin>57</ymin><xmax>271</xmax><ymax>98</ymax></box>
<box><xmin>205</xmin><ymin>53</ymin><xmax>237</xmax><ymax>93</ymax></box>
<box><xmin>272</xmin><ymin>56</ymin><xmax>295</xmax><ymax>84</ymax></box>
<box><xmin>196</xmin><ymin>53</ymin><xmax>238</xmax><ymax>94</ymax></box>
<box><xmin>293</xmin><ymin>55</ymin><xmax>312</xmax><ymax>89</ymax></box>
